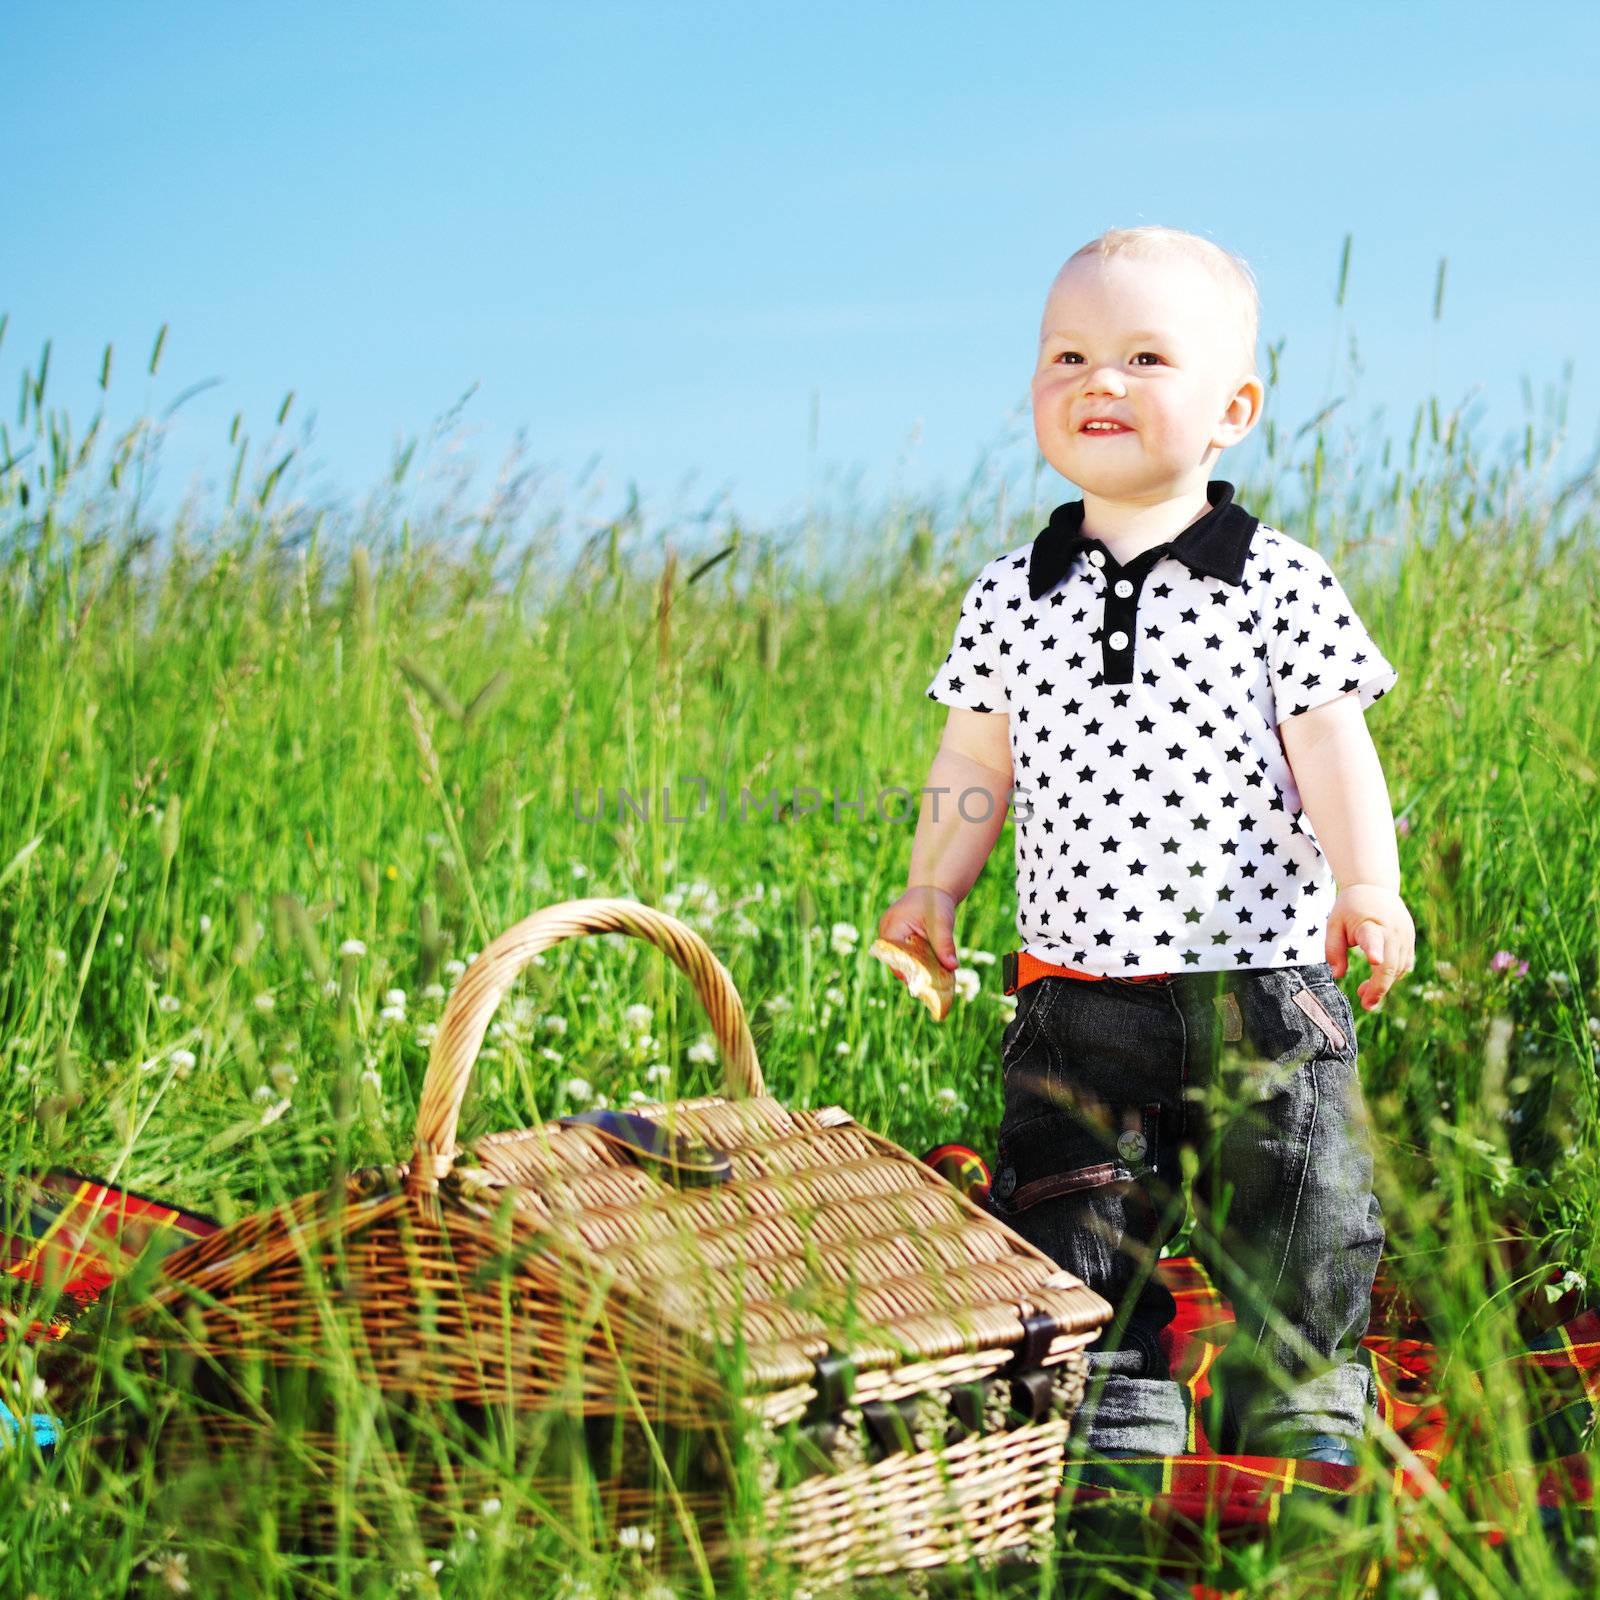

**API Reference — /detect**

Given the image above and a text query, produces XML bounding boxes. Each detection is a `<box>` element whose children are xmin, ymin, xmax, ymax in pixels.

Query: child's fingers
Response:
<box><xmin>1355</xmin><ymin>919</ymin><xmax>1409</xmax><ymax>1008</ymax></box>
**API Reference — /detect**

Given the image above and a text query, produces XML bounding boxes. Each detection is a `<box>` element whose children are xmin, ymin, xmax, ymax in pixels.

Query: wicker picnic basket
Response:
<box><xmin>91</xmin><ymin>898</ymin><xmax>1112</xmax><ymax>1583</ymax></box>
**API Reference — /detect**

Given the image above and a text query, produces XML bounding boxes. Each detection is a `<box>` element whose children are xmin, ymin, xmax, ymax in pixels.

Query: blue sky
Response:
<box><xmin>4</xmin><ymin>1</ymin><xmax>1596</xmax><ymax>548</ymax></box>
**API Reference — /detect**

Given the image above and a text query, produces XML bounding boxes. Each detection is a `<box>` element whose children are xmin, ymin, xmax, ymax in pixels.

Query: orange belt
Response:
<box><xmin>1002</xmin><ymin>950</ymin><xmax>1172</xmax><ymax>996</ymax></box>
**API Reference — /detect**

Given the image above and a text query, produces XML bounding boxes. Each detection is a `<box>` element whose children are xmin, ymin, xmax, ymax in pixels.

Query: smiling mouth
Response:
<box><xmin>1080</xmin><ymin>424</ymin><xmax>1134</xmax><ymax>436</ymax></box>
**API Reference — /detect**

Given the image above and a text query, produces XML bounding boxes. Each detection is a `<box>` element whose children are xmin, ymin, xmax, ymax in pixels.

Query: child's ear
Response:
<box><xmin>1218</xmin><ymin>375</ymin><xmax>1265</xmax><ymax>444</ymax></box>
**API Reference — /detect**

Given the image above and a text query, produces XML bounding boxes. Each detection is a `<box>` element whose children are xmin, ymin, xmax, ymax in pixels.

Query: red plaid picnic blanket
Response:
<box><xmin>3</xmin><ymin>1169</ymin><xmax>219</xmax><ymax>1339</ymax></box>
<box><xmin>1065</xmin><ymin>1253</ymin><xmax>1597</xmax><ymax>1594</ymax></box>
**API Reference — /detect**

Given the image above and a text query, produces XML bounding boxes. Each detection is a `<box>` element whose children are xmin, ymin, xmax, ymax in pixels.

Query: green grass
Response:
<box><xmin>1</xmin><ymin>305</ymin><xmax>1599</xmax><ymax>1598</ymax></box>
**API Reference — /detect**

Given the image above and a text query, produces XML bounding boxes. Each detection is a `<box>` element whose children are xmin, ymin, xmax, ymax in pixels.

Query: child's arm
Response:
<box><xmin>878</xmin><ymin>709</ymin><xmax>1014</xmax><ymax>971</ymax></box>
<box><xmin>1280</xmin><ymin>690</ymin><xmax>1415</xmax><ymax>1010</ymax></box>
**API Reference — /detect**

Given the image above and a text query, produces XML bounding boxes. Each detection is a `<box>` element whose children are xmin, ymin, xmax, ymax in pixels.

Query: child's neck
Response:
<box><xmin>1081</xmin><ymin>485</ymin><xmax>1215</xmax><ymax>566</ymax></box>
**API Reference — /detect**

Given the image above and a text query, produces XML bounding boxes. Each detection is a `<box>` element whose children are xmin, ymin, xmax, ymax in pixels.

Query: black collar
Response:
<box><xmin>1028</xmin><ymin>479</ymin><xmax>1259</xmax><ymax>601</ymax></box>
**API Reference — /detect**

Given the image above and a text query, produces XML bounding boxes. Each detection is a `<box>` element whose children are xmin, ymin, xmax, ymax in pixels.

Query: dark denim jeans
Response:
<box><xmin>987</xmin><ymin>961</ymin><xmax>1384</xmax><ymax>1457</ymax></box>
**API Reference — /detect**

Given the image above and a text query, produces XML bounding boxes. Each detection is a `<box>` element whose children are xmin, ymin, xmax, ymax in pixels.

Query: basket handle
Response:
<box><xmin>409</xmin><ymin>897</ymin><xmax>765</xmax><ymax>1189</ymax></box>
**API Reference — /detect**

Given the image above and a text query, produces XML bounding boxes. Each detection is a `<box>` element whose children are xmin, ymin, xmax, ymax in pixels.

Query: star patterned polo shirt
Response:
<box><xmin>924</xmin><ymin>479</ymin><xmax>1398</xmax><ymax>976</ymax></box>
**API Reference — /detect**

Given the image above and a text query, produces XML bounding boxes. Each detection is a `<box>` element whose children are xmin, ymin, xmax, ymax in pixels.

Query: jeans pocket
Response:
<box><xmin>1000</xmin><ymin>981</ymin><xmax>1052</xmax><ymax>1083</ymax></box>
<box><xmin>1224</xmin><ymin>967</ymin><xmax>1337</xmax><ymax>1099</ymax></box>
<box><xmin>993</xmin><ymin>1097</ymin><xmax>1161</xmax><ymax>1215</ymax></box>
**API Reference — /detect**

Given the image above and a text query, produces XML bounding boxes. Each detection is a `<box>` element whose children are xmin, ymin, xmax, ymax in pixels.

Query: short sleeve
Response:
<box><xmin>1267</xmin><ymin>544</ymin><xmax>1398</xmax><ymax>723</ymax></box>
<box><xmin>925</xmin><ymin>568</ymin><xmax>1010</xmax><ymax>713</ymax></box>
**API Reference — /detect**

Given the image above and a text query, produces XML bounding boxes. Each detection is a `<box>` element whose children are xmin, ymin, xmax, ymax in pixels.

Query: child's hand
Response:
<box><xmin>877</xmin><ymin>885</ymin><xmax>960</xmax><ymax>973</ymax></box>
<box><xmin>1325</xmin><ymin>884</ymin><xmax>1415</xmax><ymax>1010</ymax></box>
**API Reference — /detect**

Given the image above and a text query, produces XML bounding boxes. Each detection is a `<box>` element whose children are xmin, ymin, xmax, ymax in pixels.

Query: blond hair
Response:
<box><xmin>1063</xmin><ymin>226</ymin><xmax>1260</xmax><ymax>384</ymax></box>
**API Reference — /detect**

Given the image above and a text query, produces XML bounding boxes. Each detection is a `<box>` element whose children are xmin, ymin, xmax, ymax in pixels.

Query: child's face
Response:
<box><xmin>1031</xmin><ymin>254</ymin><xmax>1262</xmax><ymax>501</ymax></box>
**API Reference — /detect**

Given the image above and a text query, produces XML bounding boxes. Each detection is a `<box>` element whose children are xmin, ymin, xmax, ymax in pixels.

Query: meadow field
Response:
<box><xmin>2</xmin><ymin>317</ymin><xmax>1598</xmax><ymax>1598</ymax></box>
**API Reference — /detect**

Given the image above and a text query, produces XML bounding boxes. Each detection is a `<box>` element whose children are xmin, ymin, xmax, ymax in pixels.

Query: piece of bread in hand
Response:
<box><xmin>869</xmin><ymin>932</ymin><xmax>956</xmax><ymax>1022</ymax></box>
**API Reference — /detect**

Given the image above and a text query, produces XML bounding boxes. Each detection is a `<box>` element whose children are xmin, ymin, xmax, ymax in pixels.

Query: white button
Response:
<box><xmin>1114</xmin><ymin>579</ymin><xmax>1133</xmax><ymax>597</ymax></box>
<box><xmin>1087</xmin><ymin>550</ymin><xmax>1105</xmax><ymax>567</ymax></box>
<box><xmin>1108</xmin><ymin>630</ymin><xmax>1129</xmax><ymax>649</ymax></box>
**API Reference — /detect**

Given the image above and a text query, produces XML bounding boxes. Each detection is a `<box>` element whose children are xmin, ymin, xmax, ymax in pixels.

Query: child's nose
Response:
<box><xmin>1084</xmin><ymin>366</ymin><xmax>1127</xmax><ymax>392</ymax></box>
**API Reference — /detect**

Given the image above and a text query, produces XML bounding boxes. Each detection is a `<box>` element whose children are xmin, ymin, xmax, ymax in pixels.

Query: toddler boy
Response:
<box><xmin>879</xmin><ymin>227</ymin><xmax>1415</xmax><ymax>1464</ymax></box>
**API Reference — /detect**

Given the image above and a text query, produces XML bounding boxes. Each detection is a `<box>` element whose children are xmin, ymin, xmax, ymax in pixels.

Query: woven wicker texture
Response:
<box><xmin>94</xmin><ymin>898</ymin><xmax>1112</xmax><ymax>1579</ymax></box>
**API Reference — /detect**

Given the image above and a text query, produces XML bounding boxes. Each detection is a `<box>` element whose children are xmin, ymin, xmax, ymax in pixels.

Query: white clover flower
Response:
<box><xmin>143</xmin><ymin>1549</ymin><xmax>190</xmax><ymax>1595</ymax></box>
<box><xmin>322</xmin><ymin>977</ymin><xmax>339</xmax><ymax>997</ymax></box>
<box><xmin>480</xmin><ymin>1496</ymin><xmax>502</xmax><ymax>1515</ymax></box>
<box><xmin>953</xmin><ymin>967</ymin><xmax>981</xmax><ymax>1003</ymax></box>
<box><xmin>624</xmin><ymin>1003</ymin><xmax>653</xmax><ymax>1032</ymax></box>
<box><xmin>686</xmin><ymin>1037</ymin><xmax>717</xmax><ymax>1066</ymax></box>
<box><xmin>646</xmin><ymin>1062</ymin><xmax>673</xmax><ymax>1083</ymax></box>
<box><xmin>835</xmin><ymin>1041</ymin><xmax>852</xmax><ymax>1056</ymax></box>
<box><xmin>616</xmin><ymin>1524</ymin><xmax>656</xmax><ymax>1552</ymax></box>
<box><xmin>830</xmin><ymin>922</ymin><xmax>860</xmax><ymax>956</ymax></box>
<box><xmin>1546</xmin><ymin>1268</ymin><xmax>1587</xmax><ymax>1303</ymax></box>
<box><xmin>1421</xmin><ymin>987</ymin><xmax>1447</xmax><ymax>1004</ymax></box>
<box><xmin>170</xmin><ymin>1048</ymin><xmax>197</xmax><ymax>1076</ymax></box>
<box><xmin>157</xmin><ymin>994</ymin><xmax>180</xmax><ymax>1014</ymax></box>
<box><xmin>662</xmin><ymin>890</ymin><xmax>685</xmax><ymax>913</ymax></box>
<box><xmin>997</xmin><ymin>994</ymin><xmax>1018</xmax><ymax>1018</ymax></box>
<box><xmin>627</xmin><ymin>1090</ymin><xmax>653</xmax><ymax>1105</ymax></box>
<box><xmin>198</xmin><ymin>914</ymin><xmax>212</xmax><ymax>935</ymax></box>
<box><xmin>764</xmin><ymin>994</ymin><xmax>793</xmax><ymax>1015</ymax></box>
<box><xmin>1588</xmin><ymin>1016</ymin><xmax>1600</xmax><ymax>1042</ymax></box>
<box><xmin>823</xmin><ymin>986</ymin><xmax>845</xmax><ymax>1006</ymax></box>
<box><xmin>253</xmin><ymin>991</ymin><xmax>276</xmax><ymax>1013</ymax></box>
<box><xmin>960</xmin><ymin>948</ymin><xmax>997</xmax><ymax>967</ymax></box>
<box><xmin>542</xmin><ymin>1014</ymin><xmax>569</xmax><ymax>1036</ymax></box>
<box><xmin>465</xmin><ymin>950</ymin><xmax>479</xmax><ymax>965</ymax></box>
<box><xmin>360</xmin><ymin>1067</ymin><xmax>383</xmax><ymax>1091</ymax></box>
<box><xmin>112</xmin><ymin>932</ymin><xmax>124</xmax><ymax>947</ymax></box>
<box><xmin>383</xmin><ymin>988</ymin><xmax>407</xmax><ymax>1008</ymax></box>
<box><xmin>46</xmin><ymin>947</ymin><xmax>68</xmax><ymax>970</ymax></box>
<box><xmin>632</xmin><ymin>1032</ymin><xmax>657</xmax><ymax>1055</ymax></box>
<box><xmin>415</xmin><ymin>1023</ymin><xmax>437</xmax><ymax>1047</ymax></box>
<box><xmin>253</xmin><ymin>1084</ymin><xmax>275</xmax><ymax>1103</ymax></box>
<box><xmin>539</xmin><ymin>1046</ymin><xmax>563</xmax><ymax>1063</ymax></box>
<box><xmin>379</xmin><ymin>1004</ymin><xmax>407</xmax><ymax>1024</ymax></box>
<box><xmin>563</xmin><ymin>1076</ymin><xmax>593</xmax><ymax>1103</ymax></box>
<box><xmin>422</xmin><ymin>981</ymin><xmax>446</xmax><ymax>1002</ymax></box>
<box><xmin>443</xmin><ymin>958</ymin><xmax>466</xmax><ymax>980</ymax></box>
<box><xmin>732</xmin><ymin>914</ymin><xmax>761</xmax><ymax>939</ymax></box>
<box><xmin>570</xmin><ymin>862</ymin><xmax>589</xmax><ymax>879</ymax></box>
<box><xmin>339</xmin><ymin>938</ymin><xmax>367</xmax><ymax>958</ymax></box>
<box><xmin>934</xmin><ymin>1086</ymin><xmax>960</xmax><ymax>1106</ymax></box>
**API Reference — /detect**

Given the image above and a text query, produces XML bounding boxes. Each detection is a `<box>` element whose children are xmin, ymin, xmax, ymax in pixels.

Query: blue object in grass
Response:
<box><xmin>0</xmin><ymin>1398</ymin><xmax>58</xmax><ymax>1455</ymax></box>
<box><xmin>558</xmin><ymin>1108</ymin><xmax>732</xmax><ymax>1185</ymax></box>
